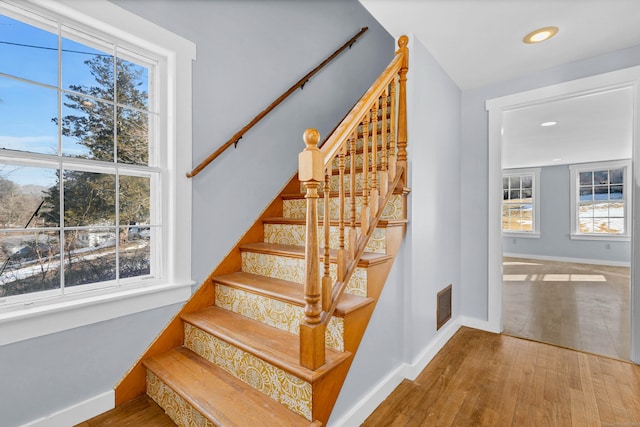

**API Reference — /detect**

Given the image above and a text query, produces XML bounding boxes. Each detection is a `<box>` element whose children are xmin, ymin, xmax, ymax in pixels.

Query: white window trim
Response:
<box><xmin>569</xmin><ymin>159</ymin><xmax>631</xmax><ymax>241</ymax></box>
<box><xmin>502</xmin><ymin>168</ymin><xmax>541</xmax><ymax>239</ymax></box>
<box><xmin>0</xmin><ymin>0</ymin><xmax>195</xmax><ymax>346</ymax></box>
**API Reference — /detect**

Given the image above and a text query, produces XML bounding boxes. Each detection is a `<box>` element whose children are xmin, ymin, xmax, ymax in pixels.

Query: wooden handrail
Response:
<box><xmin>186</xmin><ymin>26</ymin><xmax>369</xmax><ymax>178</ymax></box>
<box><xmin>320</xmin><ymin>53</ymin><xmax>402</xmax><ymax>166</ymax></box>
<box><xmin>299</xmin><ymin>35</ymin><xmax>409</xmax><ymax>370</ymax></box>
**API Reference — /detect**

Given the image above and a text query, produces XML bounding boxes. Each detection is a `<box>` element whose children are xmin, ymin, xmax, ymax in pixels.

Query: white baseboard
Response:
<box><xmin>22</xmin><ymin>390</ymin><xmax>114</xmax><ymax>427</ymax></box>
<box><xmin>503</xmin><ymin>252</ymin><xmax>630</xmax><ymax>268</ymax></box>
<box><xmin>461</xmin><ymin>315</ymin><xmax>500</xmax><ymax>334</ymax></box>
<box><xmin>330</xmin><ymin>318</ymin><xmax>462</xmax><ymax>427</ymax></box>
<box><xmin>402</xmin><ymin>319</ymin><xmax>461</xmax><ymax>380</ymax></box>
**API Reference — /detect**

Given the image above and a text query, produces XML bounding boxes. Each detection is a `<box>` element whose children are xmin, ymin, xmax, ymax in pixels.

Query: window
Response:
<box><xmin>1</xmin><ymin>9</ymin><xmax>158</xmax><ymax>302</ymax></box>
<box><xmin>570</xmin><ymin>160</ymin><xmax>631</xmax><ymax>239</ymax></box>
<box><xmin>0</xmin><ymin>0</ymin><xmax>195</xmax><ymax>345</ymax></box>
<box><xmin>502</xmin><ymin>168</ymin><xmax>540</xmax><ymax>237</ymax></box>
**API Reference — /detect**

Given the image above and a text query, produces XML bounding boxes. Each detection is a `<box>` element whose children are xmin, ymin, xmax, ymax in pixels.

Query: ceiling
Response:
<box><xmin>359</xmin><ymin>0</ymin><xmax>640</xmax><ymax>168</ymax></box>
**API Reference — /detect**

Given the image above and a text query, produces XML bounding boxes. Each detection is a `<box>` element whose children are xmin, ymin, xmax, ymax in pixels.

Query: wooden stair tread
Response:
<box><xmin>263</xmin><ymin>216</ymin><xmax>407</xmax><ymax>228</ymax></box>
<box><xmin>143</xmin><ymin>347</ymin><xmax>313</xmax><ymax>427</ymax></box>
<box><xmin>240</xmin><ymin>242</ymin><xmax>391</xmax><ymax>266</ymax></box>
<box><xmin>182</xmin><ymin>306</ymin><xmax>351</xmax><ymax>382</ymax></box>
<box><xmin>213</xmin><ymin>271</ymin><xmax>374</xmax><ymax>316</ymax></box>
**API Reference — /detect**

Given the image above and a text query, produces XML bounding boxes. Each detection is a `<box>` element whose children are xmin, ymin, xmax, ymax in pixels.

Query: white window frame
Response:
<box><xmin>570</xmin><ymin>159</ymin><xmax>631</xmax><ymax>241</ymax></box>
<box><xmin>0</xmin><ymin>0</ymin><xmax>195</xmax><ymax>346</ymax></box>
<box><xmin>502</xmin><ymin>168</ymin><xmax>541</xmax><ymax>238</ymax></box>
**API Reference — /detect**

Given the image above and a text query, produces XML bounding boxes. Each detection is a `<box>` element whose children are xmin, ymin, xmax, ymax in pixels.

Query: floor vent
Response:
<box><xmin>437</xmin><ymin>284</ymin><xmax>452</xmax><ymax>330</ymax></box>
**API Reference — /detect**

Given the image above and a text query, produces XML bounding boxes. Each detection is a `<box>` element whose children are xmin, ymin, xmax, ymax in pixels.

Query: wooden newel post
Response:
<box><xmin>396</xmin><ymin>35</ymin><xmax>409</xmax><ymax>185</ymax></box>
<box><xmin>299</xmin><ymin>128</ymin><xmax>326</xmax><ymax>370</ymax></box>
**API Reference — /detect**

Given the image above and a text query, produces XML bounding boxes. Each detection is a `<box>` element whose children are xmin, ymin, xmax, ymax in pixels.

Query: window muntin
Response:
<box><xmin>0</xmin><ymin>8</ymin><xmax>160</xmax><ymax>303</ymax></box>
<box><xmin>573</xmin><ymin>164</ymin><xmax>628</xmax><ymax>236</ymax></box>
<box><xmin>502</xmin><ymin>170</ymin><xmax>539</xmax><ymax>234</ymax></box>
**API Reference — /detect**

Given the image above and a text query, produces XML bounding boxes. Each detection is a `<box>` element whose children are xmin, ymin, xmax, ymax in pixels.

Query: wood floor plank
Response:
<box><xmin>74</xmin><ymin>395</ymin><xmax>176</xmax><ymax>427</ymax></box>
<box><xmin>362</xmin><ymin>327</ymin><xmax>640</xmax><ymax>427</ymax></box>
<box><xmin>82</xmin><ymin>327</ymin><xmax>640</xmax><ymax>427</ymax></box>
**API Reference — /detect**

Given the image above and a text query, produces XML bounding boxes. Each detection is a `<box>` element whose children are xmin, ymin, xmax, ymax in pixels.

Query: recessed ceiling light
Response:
<box><xmin>541</xmin><ymin>121</ymin><xmax>557</xmax><ymax>127</ymax></box>
<box><xmin>523</xmin><ymin>26</ymin><xmax>559</xmax><ymax>44</ymax></box>
<box><xmin>552</xmin><ymin>158</ymin><xmax>562</xmax><ymax>162</ymax></box>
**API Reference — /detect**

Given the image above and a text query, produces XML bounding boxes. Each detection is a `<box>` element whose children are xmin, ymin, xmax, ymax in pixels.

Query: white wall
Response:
<box><xmin>461</xmin><ymin>44</ymin><xmax>640</xmax><ymax>321</ymax></box>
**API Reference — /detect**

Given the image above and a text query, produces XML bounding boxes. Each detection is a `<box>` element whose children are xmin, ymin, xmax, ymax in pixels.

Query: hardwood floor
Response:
<box><xmin>74</xmin><ymin>395</ymin><xmax>176</xmax><ymax>427</ymax></box>
<box><xmin>80</xmin><ymin>328</ymin><xmax>640</xmax><ymax>427</ymax></box>
<box><xmin>362</xmin><ymin>327</ymin><xmax>640</xmax><ymax>427</ymax></box>
<box><xmin>503</xmin><ymin>257</ymin><xmax>630</xmax><ymax>360</ymax></box>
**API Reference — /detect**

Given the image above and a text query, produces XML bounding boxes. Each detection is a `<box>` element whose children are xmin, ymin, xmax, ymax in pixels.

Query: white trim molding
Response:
<box><xmin>22</xmin><ymin>391</ymin><xmax>114</xmax><ymax>427</ymax></box>
<box><xmin>486</xmin><ymin>65</ymin><xmax>640</xmax><ymax>362</ymax></box>
<box><xmin>0</xmin><ymin>0</ymin><xmax>196</xmax><ymax>345</ymax></box>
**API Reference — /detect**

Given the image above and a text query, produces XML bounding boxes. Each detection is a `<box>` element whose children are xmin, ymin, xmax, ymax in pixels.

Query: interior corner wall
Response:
<box><xmin>329</xmin><ymin>35</ymin><xmax>462</xmax><ymax>426</ymax></box>
<box><xmin>460</xmin><ymin>44</ymin><xmax>640</xmax><ymax>322</ymax></box>
<box><xmin>1</xmin><ymin>1</ymin><xmax>394</xmax><ymax>426</ymax></box>
<box><xmin>502</xmin><ymin>164</ymin><xmax>631</xmax><ymax>264</ymax></box>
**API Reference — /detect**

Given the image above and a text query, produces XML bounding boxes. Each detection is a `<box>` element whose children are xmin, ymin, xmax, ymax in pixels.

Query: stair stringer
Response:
<box><xmin>114</xmin><ymin>172</ymin><xmax>301</xmax><ymax>405</ymax></box>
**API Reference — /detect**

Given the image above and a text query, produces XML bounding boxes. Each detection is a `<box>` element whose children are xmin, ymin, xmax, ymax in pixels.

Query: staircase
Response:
<box><xmin>114</xmin><ymin>36</ymin><xmax>410</xmax><ymax>426</ymax></box>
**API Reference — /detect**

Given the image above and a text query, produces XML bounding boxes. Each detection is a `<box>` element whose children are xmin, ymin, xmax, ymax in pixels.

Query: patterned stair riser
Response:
<box><xmin>183</xmin><ymin>323</ymin><xmax>313</xmax><ymax>420</ymax></box>
<box><xmin>241</xmin><ymin>251</ymin><xmax>368</xmax><ymax>297</ymax></box>
<box><xmin>299</xmin><ymin>170</ymin><xmax>384</xmax><ymax>193</ymax></box>
<box><xmin>264</xmin><ymin>223</ymin><xmax>387</xmax><ymax>254</ymax></box>
<box><xmin>146</xmin><ymin>370</ymin><xmax>215</xmax><ymax>427</ymax></box>
<box><xmin>329</xmin><ymin>149</ymin><xmax>387</xmax><ymax>173</ymax></box>
<box><xmin>283</xmin><ymin>194</ymin><xmax>404</xmax><ymax>221</ymax></box>
<box><xmin>214</xmin><ymin>284</ymin><xmax>345</xmax><ymax>351</ymax></box>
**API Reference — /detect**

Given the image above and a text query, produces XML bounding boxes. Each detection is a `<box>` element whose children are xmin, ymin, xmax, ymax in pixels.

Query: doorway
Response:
<box><xmin>486</xmin><ymin>66</ymin><xmax>640</xmax><ymax>363</ymax></box>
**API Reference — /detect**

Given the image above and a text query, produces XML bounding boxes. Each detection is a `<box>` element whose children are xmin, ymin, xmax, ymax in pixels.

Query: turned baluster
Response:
<box><xmin>380</xmin><ymin>88</ymin><xmax>389</xmax><ymax>199</ymax></box>
<box><xmin>396</xmin><ymin>35</ymin><xmax>409</xmax><ymax>183</ymax></box>
<box><xmin>349</xmin><ymin>131</ymin><xmax>357</xmax><ymax>259</ymax></box>
<box><xmin>322</xmin><ymin>166</ymin><xmax>331</xmax><ymax>312</ymax></box>
<box><xmin>370</xmin><ymin>97</ymin><xmax>379</xmax><ymax>215</ymax></box>
<box><xmin>360</xmin><ymin>112</ymin><xmax>370</xmax><ymax>235</ymax></box>
<box><xmin>338</xmin><ymin>144</ymin><xmax>346</xmax><ymax>280</ymax></box>
<box><xmin>298</xmin><ymin>128</ymin><xmax>325</xmax><ymax>370</ymax></box>
<box><xmin>388</xmin><ymin>78</ymin><xmax>397</xmax><ymax>183</ymax></box>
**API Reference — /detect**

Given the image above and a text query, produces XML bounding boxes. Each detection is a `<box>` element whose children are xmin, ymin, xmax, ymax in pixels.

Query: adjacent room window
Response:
<box><xmin>570</xmin><ymin>160</ymin><xmax>631</xmax><ymax>239</ymax></box>
<box><xmin>502</xmin><ymin>168</ymin><xmax>540</xmax><ymax>236</ymax></box>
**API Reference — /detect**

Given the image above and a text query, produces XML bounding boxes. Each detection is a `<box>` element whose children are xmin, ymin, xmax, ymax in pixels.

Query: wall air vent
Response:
<box><xmin>436</xmin><ymin>284</ymin><xmax>452</xmax><ymax>330</ymax></box>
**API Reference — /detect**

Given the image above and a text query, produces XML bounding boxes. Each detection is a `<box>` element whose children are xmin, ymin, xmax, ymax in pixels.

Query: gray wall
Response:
<box><xmin>1</xmin><ymin>1</ymin><xmax>394</xmax><ymax>426</ymax></box>
<box><xmin>110</xmin><ymin>0</ymin><xmax>395</xmax><ymax>286</ymax></box>
<box><xmin>0</xmin><ymin>303</ymin><xmax>180</xmax><ymax>427</ymax></box>
<box><xmin>503</xmin><ymin>164</ymin><xmax>631</xmax><ymax>264</ymax></box>
<box><xmin>461</xmin><ymin>45</ymin><xmax>640</xmax><ymax>321</ymax></box>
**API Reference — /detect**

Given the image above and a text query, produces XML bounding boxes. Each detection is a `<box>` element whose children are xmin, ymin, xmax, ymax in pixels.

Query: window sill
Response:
<box><xmin>570</xmin><ymin>233</ymin><xmax>631</xmax><ymax>242</ymax></box>
<box><xmin>0</xmin><ymin>281</ymin><xmax>193</xmax><ymax>346</ymax></box>
<box><xmin>503</xmin><ymin>232</ymin><xmax>541</xmax><ymax>239</ymax></box>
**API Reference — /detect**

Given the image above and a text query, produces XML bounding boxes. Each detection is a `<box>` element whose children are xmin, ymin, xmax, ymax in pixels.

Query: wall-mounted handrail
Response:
<box><xmin>186</xmin><ymin>26</ymin><xmax>369</xmax><ymax>178</ymax></box>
